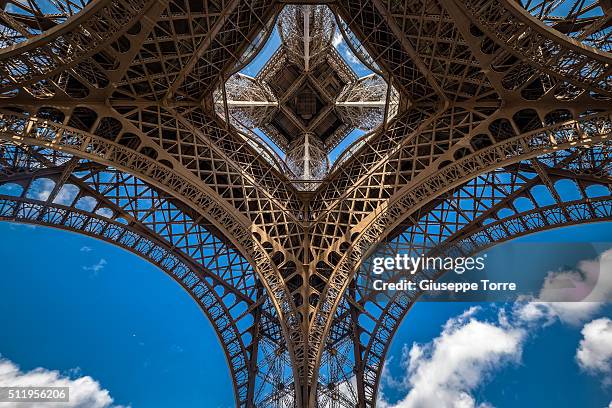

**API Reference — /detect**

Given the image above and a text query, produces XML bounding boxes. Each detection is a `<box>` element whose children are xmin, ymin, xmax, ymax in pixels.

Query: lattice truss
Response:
<box><xmin>0</xmin><ymin>0</ymin><xmax>610</xmax><ymax>407</ymax></box>
<box><xmin>215</xmin><ymin>5</ymin><xmax>398</xmax><ymax>181</ymax></box>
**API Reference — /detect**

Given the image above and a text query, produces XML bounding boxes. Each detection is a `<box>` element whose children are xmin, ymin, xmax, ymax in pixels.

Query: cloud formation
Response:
<box><xmin>380</xmin><ymin>249</ymin><xmax>612</xmax><ymax>407</ymax></box>
<box><xmin>514</xmin><ymin>249</ymin><xmax>612</xmax><ymax>326</ymax></box>
<box><xmin>82</xmin><ymin>259</ymin><xmax>107</xmax><ymax>277</ymax></box>
<box><xmin>576</xmin><ymin>317</ymin><xmax>612</xmax><ymax>385</ymax></box>
<box><xmin>332</xmin><ymin>29</ymin><xmax>363</xmax><ymax>68</ymax></box>
<box><xmin>332</xmin><ymin>31</ymin><xmax>342</xmax><ymax>47</ymax></box>
<box><xmin>30</xmin><ymin>178</ymin><xmax>54</xmax><ymax>201</ymax></box>
<box><xmin>379</xmin><ymin>307</ymin><xmax>524</xmax><ymax>408</ymax></box>
<box><xmin>53</xmin><ymin>184</ymin><xmax>79</xmax><ymax>206</ymax></box>
<box><xmin>0</xmin><ymin>356</ymin><xmax>127</xmax><ymax>408</ymax></box>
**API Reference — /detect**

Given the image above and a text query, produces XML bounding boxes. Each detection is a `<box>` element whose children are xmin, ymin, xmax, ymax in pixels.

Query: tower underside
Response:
<box><xmin>0</xmin><ymin>0</ymin><xmax>610</xmax><ymax>406</ymax></box>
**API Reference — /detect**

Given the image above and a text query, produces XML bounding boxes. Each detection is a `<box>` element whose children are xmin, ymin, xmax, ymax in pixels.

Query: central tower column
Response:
<box><xmin>286</xmin><ymin>134</ymin><xmax>329</xmax><ymax>181</ymax></box>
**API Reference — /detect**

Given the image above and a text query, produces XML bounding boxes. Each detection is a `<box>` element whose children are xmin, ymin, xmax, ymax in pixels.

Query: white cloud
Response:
<box><xmin>343</xmin><ymin>47</ymin><xmax>360</xmax><ymax>65</ymax></box>
<box><xmin>380</xmin><ymin>249</ymin><xmax>612</xmax><ymax>407</ymax></box>
<box><xmin>576</xmin><ymin>317</ymin><xmax>612</xmax><ymax>385</ymax></box>
<box><xmin>336</xmin><ymin>375</ymin><xmax>358</xmax><ymax>402</ymax></box>
<box><xmin>331</xmin><ymin>29</ymin><xmax>362</xmax><ymax>67</ymax></box>
<box><xmin>30</xmin><ymin>178</ymin><xmax>55</xmax><ymax>201</ymax></box>
<box><xmin>53</xmin><ymin>184</ymin><xmax>78</xmax><ymax>206</ymax></box>
<box><xmin>332</xmin><ymin>30</ymin><xmax>343</xmax><ymax>48</ymax></box>
<box><xmin>79</xmin><ymin>246</ymin><xmax>93</xmax><ymax>253</ymax></box>
<box><xmin>380</xmin><ymin>295</ymin><xmax>607</xmax><ymax>408</ymax></box>
<box><xmin>514</xmin><ymin>249</ymin><xmax>612</xmax><ymax>326</ymax></box>
<box><xmin>0</xmin><ymin>356</ymin><xmax>127</xmax><ymax>408</ymax></box>
<box><xmin>514</xmin><ymin>299</ymin><xmax>601</xmax><ymax>327</ymax></box>
<box><xmin>380</xmin><ymin>308</ymin><xmax>524</xmax><ymax>408</ymax></box>
<box><xmin>75</xmin><ymin>196</ymin><xmax>98</xmax><ymax>212</ymax></box>
<box><xmin>95</xmin><ymin>208</ymin><xmax>114</xmax><ymax>219</ymax></box>
<box><xmin>82</xmin><ymin>259</ymin><xmax>107</xmax><ymax>277</ymax></box>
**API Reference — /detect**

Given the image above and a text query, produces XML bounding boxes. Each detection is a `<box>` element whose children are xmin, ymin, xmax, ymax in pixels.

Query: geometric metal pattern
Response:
<box><xmin>216</xmin><ymin>5</ymin><xmax>397</xmax><ymax>181</ymax></box>
<box><xmin>0</xmin><ymin>0</ymin><xmax>610</xmax><ymax>406</ymax></box>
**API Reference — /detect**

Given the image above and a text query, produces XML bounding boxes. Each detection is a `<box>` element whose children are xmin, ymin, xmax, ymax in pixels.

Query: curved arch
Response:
<box><xmin>457</xmin><ymin>0</ymin><xmax>612</xmax><ymax>96</ymax></box>
<box><xmin>356</xmin><ymin>111</ymin><xmax>611</xmax><ymax>249</ymax></box>
<box><xmin>0</xmin><ymin>0</ymin><xmax>90</xmax><ymax>47</ymax></box>
<box><xmin>0</xmin><ymin>0</ymin><xmax>109</xmax><ymax>53</ymax></box>
<box><xmin>360</xmin><ymin>199</ymin><xmax>611</xmax><ymax>406</ymax></box>
<box><xmin>0</xmin><ymin>110</ymin><xmax>309</xmax><ymax>405</ymax></box>
<box><xmin>0</xmin><ymin>110</ymin><xmax>254</xmax><ymax>264</ymax></box>
<box><xmin>0</xmin><ymin>143</ymin><xmax>260</xmax><ymax>405</ymax></box>
<box><xmin>327</xmin><ymin>109</ymin><xmax>610</xmax><ymax>286</ymax></box>
<box><xmin>514</xmin><ymin>0</ymin><xmax>612</xmax><ymax>53</ymax></box>
<box><xmin>0</xmin><ymin>140</ymin><xmax>299</xmax><ymax>406</ymax></box>
<box><xmin>0</xmin><ymin>0</ymin><xmax>153</xmax><ymax>94</ymax></box>
<box><xmin>305</xmin><ymin>110</ymin><xmax>611</xmax><ymax>393</ymax></box>
<box><xmin>322</xmin><ymin>140</ymin><xmax>610</xmax><ymax>400</ymax></box>
<box><xmin>352</xmin><ymin>149</ymin><xmax>612</xmax><ymax>405</ymax></box>
<box><xmin>0</xmin><ymin>194</ymin><xmax>251</xmax><ymax>406</ymax></box>
<box><xmin>0</xmin><ymin>1</ymin><xmax>610</xmax><ymax>405</ymax></box>
<box><xmin>503</xmin><ymin>0</ymin><xmax>612</xmax><ymax>56</ymax></box>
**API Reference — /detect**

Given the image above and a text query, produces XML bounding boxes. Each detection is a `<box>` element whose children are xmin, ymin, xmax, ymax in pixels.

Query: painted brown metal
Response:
<box><xmin>0</xmin><ymin>0</ymin><xmax>610</xmax><ymax>406</ymax></box>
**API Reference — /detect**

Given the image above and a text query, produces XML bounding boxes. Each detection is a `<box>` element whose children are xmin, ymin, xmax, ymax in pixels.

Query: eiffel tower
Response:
<box><xmin>0</xmin><ymin>0</ymin><xmax>610</xmax><ymax>406</ymax></box>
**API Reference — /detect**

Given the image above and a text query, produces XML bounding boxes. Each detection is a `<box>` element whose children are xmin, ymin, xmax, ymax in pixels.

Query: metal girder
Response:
<box><xmin>519</xmin><ymin>0</ymin><xmax>612</xmax><ymax>53</ymax></box>
<box><xmin>461</xmin><ymin>0</ymin><xmax>612</xmax><ymax>96</ymax></box>
<box><xmin>325</xmin><ymin>144</ymin><xmax>611</xmax><ymax>406</ymax></box>
<box><xmin>0</xmin><ymin>0</ymin><xmax>611</xmax><ymax>405</ymax></box>
<box><xmin>0</xmin><ymin>0</ymin><xmax>160</xmax><ymax>99</ymax></box>
<box><xmin>0</xmin><ymin>142</ymin><xmax>295</xmax><ymax>406</ymax></box>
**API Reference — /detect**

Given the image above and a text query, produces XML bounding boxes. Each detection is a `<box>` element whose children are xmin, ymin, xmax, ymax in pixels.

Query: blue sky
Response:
<box><xmin>0</xmin><ymin>222</ymin><xmax>610</xmax><ymax>407</ymax></box>
<box><xmin>0</xmin><ymin>5</ymin><xmax>610</xmax><ymax>407</ymax></box>
<box><xmin>0</xmin><ymin>223</ymin><xmax>234</xmax><ymax>408</ymax></box>
<box><xmin>380</xmin><ymin>222</ymin><xmax>612</xmax><ymax>408</ymax></box>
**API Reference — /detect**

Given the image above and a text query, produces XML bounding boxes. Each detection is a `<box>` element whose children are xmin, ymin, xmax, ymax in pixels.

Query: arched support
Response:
<box><xmin>351</xmin><ymin>146</ymin><xmax>611</xmax><ymax>406</ymax></box>
<box><xmin>0</xmin><ymin>1</ymin><xmax>611</xmax><ymax>406</ymax></box>
<box><xmin>357</xmin><ymin>198</ymin><xmax>612</xmax><ymax>405</ymax></box>
<box><xmin>0</xmin><ymin>141</ymin><xmax>294</xmax><ymax>407</ymax></box>
<box><xmin>0</xmin><ymin>0</ymin><xmax>158</xmax><ymax>97</ymax></box>
<box><xmin>317</xmin><ymin>145</ymin><xmax>608</xmax><ymax>406</ymax></box>
<box><xmin>0</xmin><ymin>108</ymin><xmax>311</xmax><ymax>406</ymax></box>
<box><xmin>458</xmin><ymin>0</ymin><xmax>612</xmax><ymax>96</ymax></box>
<box><xmin>296</xmin><ymin>110</ymin><xmax>611</xmax><ymax>403</ymax></box>
<box><xmin>0</xmin><ymin>191</ymin><xmax>258</xmax><ymax>405</ymax></box>
<box><xmin>0</xmin><ymin>109</ymin><xmax>255</xmax><ymax>243</ymax></box>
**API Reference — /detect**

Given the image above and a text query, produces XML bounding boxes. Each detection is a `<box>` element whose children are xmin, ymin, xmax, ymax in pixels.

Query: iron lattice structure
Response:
<box><xmin>0</xmin><ymin>0</ymin><xmax>610</xmax><ymax>406</ymax></box>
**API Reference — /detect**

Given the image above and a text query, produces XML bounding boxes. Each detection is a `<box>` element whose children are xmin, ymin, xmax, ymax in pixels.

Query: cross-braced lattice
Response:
<box><xmin>0</xmin><ymin>0</ymin><xmax>610</xmax><ymax>406</ymax></box>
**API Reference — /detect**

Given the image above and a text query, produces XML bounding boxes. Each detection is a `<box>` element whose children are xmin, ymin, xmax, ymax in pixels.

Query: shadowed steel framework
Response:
<box><xmin>0</xmin><ymin>0</ymin><xmax>610</xmax><ymax>406</ymax></box>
